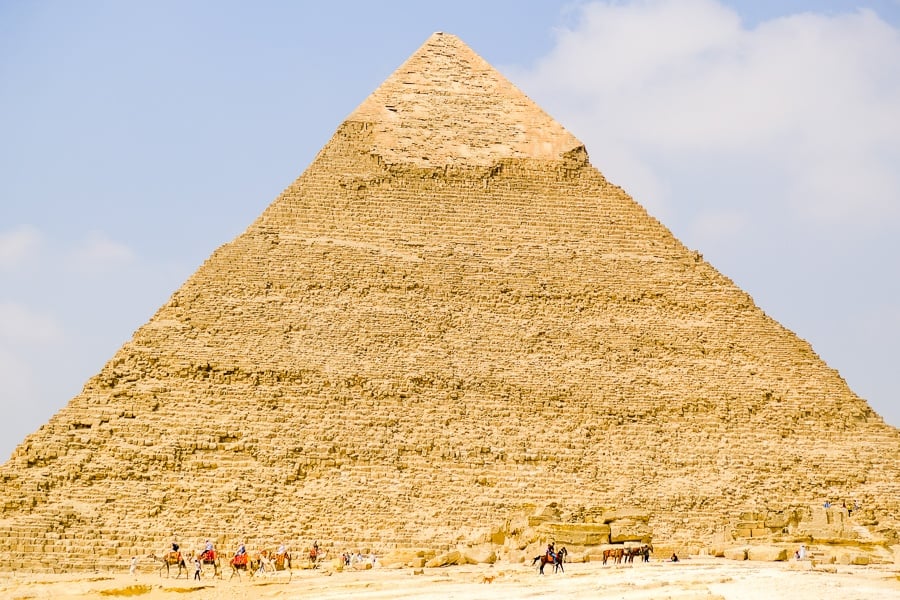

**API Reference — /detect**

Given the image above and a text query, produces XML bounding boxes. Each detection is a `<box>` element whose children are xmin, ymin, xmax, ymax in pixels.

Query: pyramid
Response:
<box><xmin>2</xmin><ymin>32</ymin><xmax>899</xmax><ymax>571</ymax></box>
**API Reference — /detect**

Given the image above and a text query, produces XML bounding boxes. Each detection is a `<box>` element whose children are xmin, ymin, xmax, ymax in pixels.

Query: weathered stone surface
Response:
<box><xmin>0</xmin><ymin>31</ymin><xmax>898</xmax><ymax>573</ymax></box>
<box><xmin>379</xmin><ymin>549</ymin><xmax>433</xmax><ymax>568</ymax></box>
<box><xmin>834</xmin><ymin>550</ymin><xmax>869</xmax><ymax>565</ymax></box>
<box><xmin>425</xmin><ymin>550</ymin><xmax>462</xmax><ymax>568</ymax></box>
<box><xmin>539</xmin><ymin>523</ymin><xmax>611</xmax><ymax>546</ymax></box>
<box><xmin>461</xmin><ymin>546</ymin><xmax>496</xmax><ymax>564</ymax></box>
<box><xmin>610</xmin><ymin>519</ymin><xmax>652</xmax><ymax>543</ymax></box>
<box><xmin>723</xmin><ymin>547</ymin><xmax>748</xmax><ymax>560</ymax></box>
<box><xmin>747</xmin><ymin>545</ymin><xmax>787</xmax><ymax>561</ymax></box>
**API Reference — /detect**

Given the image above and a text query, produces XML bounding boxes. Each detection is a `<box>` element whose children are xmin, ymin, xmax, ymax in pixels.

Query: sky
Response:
<box><xmin>2</xmin><ymin>0</ymin><xmax>899</xmax><ymax>461</ymax></box>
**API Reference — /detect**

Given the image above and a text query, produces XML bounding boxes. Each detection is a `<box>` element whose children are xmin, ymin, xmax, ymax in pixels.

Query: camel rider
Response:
<box><xmin>277</xmin><ymin>542</ymin><xmax>286</xmax><ymax>556</ymax></box>
<box><xmin>204</xmin><ymin>539</ymin><xmax>214</xmax><ymax>560</ymax></box>
<box><xmin>236</xmin><ymin>542</ymin><xmax>246</xmax><ymax>557</ymax></box>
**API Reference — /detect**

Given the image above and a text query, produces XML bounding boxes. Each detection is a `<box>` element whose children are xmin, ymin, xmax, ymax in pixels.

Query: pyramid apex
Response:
<box><xmin>346</xmin><ymin>33</ymin><xmax>583</xmax><ymax>168</ymax></box>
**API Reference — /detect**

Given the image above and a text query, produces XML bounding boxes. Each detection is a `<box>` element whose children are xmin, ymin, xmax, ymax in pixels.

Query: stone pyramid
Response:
<box><xmin>2</xmin><ymin>33</ymin><xmax>899</xmax><ymax>571</ymax></box>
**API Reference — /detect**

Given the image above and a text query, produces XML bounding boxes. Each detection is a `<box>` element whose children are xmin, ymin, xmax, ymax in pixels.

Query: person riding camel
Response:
<box><xmin>203</xmin><ymin>539</ymin><xmax>214</xmax><ymax>561</ymax></box>
<box><xmin>233</xmin><ymin>541</ymin><xmax>247</xmax><ymax>566</ymax></box>
<box><xmin>277</xmin><ymin>542</ymin><xmax>286</xmax><ymax>557</ymax></box>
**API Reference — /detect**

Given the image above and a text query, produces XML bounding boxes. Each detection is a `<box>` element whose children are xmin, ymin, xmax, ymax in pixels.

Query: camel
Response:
<box><xmin>149</xmin><ymin>551</ymin><xmax>187</xmax><ymax>578</ymax></box>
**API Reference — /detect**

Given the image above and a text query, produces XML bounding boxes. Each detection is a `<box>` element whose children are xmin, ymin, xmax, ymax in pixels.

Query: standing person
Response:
<box><xmin>193</xmin><ymin>554</ymin><xmax>202</xmax><ymax>580</ymax></box>
<box><xmin>129</xmin><ymin>556</ymin><xmax>138</xmax><ymax>577</ymax></box>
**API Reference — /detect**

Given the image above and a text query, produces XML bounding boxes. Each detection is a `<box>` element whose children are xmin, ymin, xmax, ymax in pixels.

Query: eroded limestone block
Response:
<box><xmin>609</xmin><ymin>519</ymin><xmax>651</xmax><ymax>543</ymax></box>
<box><xmin>723</xmin><ymin>547</ymin><xmax>748</xmax><ymax>560</ymax></box>
<box><xmin>425</xmin><ymin>549</ymin><xmax>462</xmax><ymax>568</ymax></box>
<box><xmin>747</xmin><ymin>545</ymin><xmax>787</xmax><ymax>561</ymax></box>
<box><xmin>462</xmin><ymin>546</ymin><xmax>496</xmax><ymax>564</ymax></box>
<box><xmin>539</xmin><ymin>522</ymin><xmax>611</xmax><ymax>546</ymax></box>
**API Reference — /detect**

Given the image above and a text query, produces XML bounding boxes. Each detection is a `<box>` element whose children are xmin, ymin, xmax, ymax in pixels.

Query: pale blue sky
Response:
<box><xmin>2</xmin><ymin>0</ymin><xmax>899</xmax><ymax>460</ymax></box>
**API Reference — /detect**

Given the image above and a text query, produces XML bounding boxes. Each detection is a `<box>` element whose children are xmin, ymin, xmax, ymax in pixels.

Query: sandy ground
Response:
<box><xmin>1</xmin><ymin>557</ymin><xmax>899</xmax><ymax>600</ymax></box>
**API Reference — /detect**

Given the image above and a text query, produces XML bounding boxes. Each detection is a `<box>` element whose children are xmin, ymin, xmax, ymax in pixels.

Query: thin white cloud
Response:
<box><xmin>0</xmin><ymin>347</ymin><xmax>32</xmax><ymax>407</ymax></box>
<box><xmin>689</xmin><ymin>210</ymin><xmax>747</xmax><ymax>245</ymax></box>
<box><xmin>68</xmin><ymin>231</ymin><xmax>135</xmax><ymax>273</ymax></box>
<box><xmin>0</xmin><ymin>225</ymin><xmax>42</xmax><ymax>270</ymax></box>
<box><xmin>514</xmin><ymin>0</ymin><xmax>900</xmax><ymax>229</ymax></box>
<box><xmin>0</xmin><ymin>302</ymin><xmax>62</xmax><ymax>345</ymax></box>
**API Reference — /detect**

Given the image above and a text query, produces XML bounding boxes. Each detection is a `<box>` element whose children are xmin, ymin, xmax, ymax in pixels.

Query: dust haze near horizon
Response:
<box><xmin>2</xmin><ymin>0</ymin><xmax>899</xmax><ymax>462</ymax></box>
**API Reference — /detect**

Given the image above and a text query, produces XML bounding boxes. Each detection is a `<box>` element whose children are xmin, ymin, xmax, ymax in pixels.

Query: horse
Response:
<box><xmin>150</xmin><ymin>551</ymin><xmax>187</xmax><ymax>578</ymax></box>
<box><xmin>553</xmin><ymin>546</ymin><xmax>568</xmax><ymax>573</ymax></box>
<box><xmin>532</xmin><ymin>546</ymin><xmax>567</xmax><ymax>575</ymax></box>
<box><xmin>625</xmin><ymin>544</ymin><xmax>653</xmax><ymax>563</ymax></box>
<box><xmin>602</xmin><ymin>547</ymin><xmax>624</xmax><ymax>565</ymax></box>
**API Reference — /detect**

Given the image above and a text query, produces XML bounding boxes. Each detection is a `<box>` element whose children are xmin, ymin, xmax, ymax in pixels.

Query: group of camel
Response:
<box><xmin>150</xmin><ymin>545</ymin><xmax>324</xmax><ymax>580</ymax></box>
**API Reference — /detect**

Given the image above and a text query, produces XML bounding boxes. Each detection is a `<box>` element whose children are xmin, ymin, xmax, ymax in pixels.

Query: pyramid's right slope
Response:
<box><xmin>2</xmin><ymin>32</ymin><xmax>898</xmax><ymax>568</ymax></box>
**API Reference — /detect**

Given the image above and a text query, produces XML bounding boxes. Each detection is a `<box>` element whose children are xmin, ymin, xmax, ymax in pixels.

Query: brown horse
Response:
<box><xmin>604</xmin><ymin>544</ymin><xmax>652</xmax><ymax>565</ymax></box>
<box><xmin>602</xmin><ymin>547</ymin><xmax>624</xmax><ymax>565</ymax></box>
<box><xmin>532</xmin><ymin>546</ymin><xmax>567</xmax><ymax>574</ymax></box>
<box><xmin>151</xmin><ymin>551</ymin><xmax>187</xmax><ymax>578</ymax></box>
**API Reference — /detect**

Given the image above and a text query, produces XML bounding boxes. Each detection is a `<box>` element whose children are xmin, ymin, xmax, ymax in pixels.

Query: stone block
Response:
<box><xmin>609</xmin><ymin>519</ymin><xmax>650</xmax><ymax>543</ymax></box>
<box><xmin>462</xmin><ymin>546</ymin><xmax>496</xmax><ymax>564</ymax></box>
<box><xmin>539</xmin><ymin>522</ymin><xmax>611</xmax><ymax>546</ymax></box>
<box><xmin>425</xmin><ymin>549</ymin><xmax>462</xmax><ymax>568</ymax></box>
<box><xmin>747</xmin><ymin>545</ymin><xmax>787</xmax><ymax>561</ymax></box>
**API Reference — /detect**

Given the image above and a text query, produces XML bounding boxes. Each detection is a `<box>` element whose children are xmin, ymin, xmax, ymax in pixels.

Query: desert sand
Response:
<box><xmin>2</xmin><ymin>556</ymin><xmax>898</xmax><ymax>600</ymax></box>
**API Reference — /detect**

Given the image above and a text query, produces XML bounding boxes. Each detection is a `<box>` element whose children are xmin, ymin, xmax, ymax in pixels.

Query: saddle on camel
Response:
<box><xmin>156</xmin><ymin>550</ymin><xmax>187</xmax><ymax>578</ymax></box>
<box><xmin>198</xmin><ymin>548</ymin><xmax>221</xmax><ymax>577</ymax></box>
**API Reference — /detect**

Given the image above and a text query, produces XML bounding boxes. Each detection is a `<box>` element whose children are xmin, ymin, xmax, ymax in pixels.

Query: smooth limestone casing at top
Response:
<box><xmin>1</xmin><ymin>33</ymin><xmax>898</xmax><ymax>572</ymax></box>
